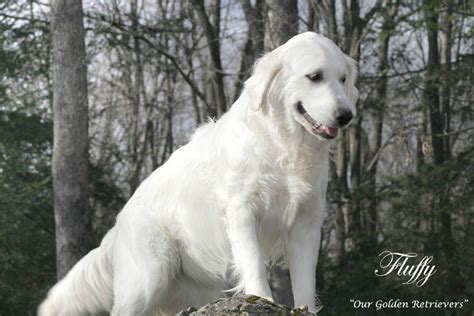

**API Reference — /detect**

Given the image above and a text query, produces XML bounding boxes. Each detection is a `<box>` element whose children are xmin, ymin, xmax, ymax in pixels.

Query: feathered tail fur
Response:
<box><xmin>38</xmin><ymin>229</ymin><xmax>115</xmax><ymax>315</ymax></box>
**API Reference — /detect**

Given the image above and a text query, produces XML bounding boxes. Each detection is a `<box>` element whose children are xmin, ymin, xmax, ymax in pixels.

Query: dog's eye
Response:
<box><xmin>307</xmin><ymin>72</ymin><xmax>323</xmax><ymax>82</ymax></box>
<box><xmin>340</xmin><ymin>76</ymin><xmax>346</xmax><ymax>83</ymax></box>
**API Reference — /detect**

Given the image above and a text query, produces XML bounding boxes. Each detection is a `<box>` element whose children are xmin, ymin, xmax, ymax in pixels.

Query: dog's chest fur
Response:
<box><xmin>222</xmin><ymin>142</ymin><xmax>329</xmax><ymax>262</ymax></box>
<box><xmin>262</xmin><ymin>160</ymin><xmax>327</xmax><ymax>253</ymax></box>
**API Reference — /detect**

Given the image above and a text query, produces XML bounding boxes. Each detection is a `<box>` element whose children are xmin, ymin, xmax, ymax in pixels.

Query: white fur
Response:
<box><xmin>38</xmin><ymin>32</ymin><xmax>358</xmax><ymax>315</ymax></box>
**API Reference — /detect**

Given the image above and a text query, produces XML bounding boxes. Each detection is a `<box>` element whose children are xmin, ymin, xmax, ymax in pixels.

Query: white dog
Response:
<box><xmin>39</xmin><ymin>32</ymin><xmax>358</xmax><ymax>315</ymax></box>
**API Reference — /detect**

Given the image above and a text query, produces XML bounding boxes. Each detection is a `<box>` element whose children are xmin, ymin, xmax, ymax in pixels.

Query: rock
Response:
<box><xmin>177</xmin><ymin>294</ymin><xmax>316</xmax><ymax>316</ymax></box>
<box><xmin>176</xmin><ymin>306</ymin><xmax>198</xmax><ymax>316</ymax></box>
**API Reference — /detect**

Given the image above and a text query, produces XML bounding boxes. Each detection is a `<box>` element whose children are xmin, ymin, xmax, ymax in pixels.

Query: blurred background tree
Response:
<box><xmin>0</xmin><ymin>0</ymin><xmax>472</xmax><ymax>315</ymax></box>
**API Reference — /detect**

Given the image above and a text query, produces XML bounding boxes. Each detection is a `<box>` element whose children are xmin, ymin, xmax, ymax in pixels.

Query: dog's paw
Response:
<box><xmin>297</xmin><ymin>304</ymin><xmax>309</xmax><ymax>311</ymax></box>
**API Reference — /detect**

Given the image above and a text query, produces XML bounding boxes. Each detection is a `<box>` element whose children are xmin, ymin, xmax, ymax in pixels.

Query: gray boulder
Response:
<box><xmin>176</xmin><ymin>294</ymin><xmax>316</xmax><ymax>316</ymax></box>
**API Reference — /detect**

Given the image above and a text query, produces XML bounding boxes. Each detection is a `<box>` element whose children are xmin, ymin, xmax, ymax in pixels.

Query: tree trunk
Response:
<box><xmin>306</xmin><ymin>0</ymin><xmax>319</xmax><ymax>32</ymax></box>
<box><xmin>340</xmin><ymin>0</ymin><xmax>383</xmax><ymax>253</ymax></box>
<box><xmin>232</xmin><ymin>37</ymin><xmax>254</xmax><ymax>102</ymax></box>
<box><xmin>422</xmin><ymin>0</ymin><xmax>454</xmax><ymax>262</ymax></box>
<box><xmin>242</xmin><ymin>0</ymin><xmax>265</xmax><ymax>57</ymax></box>
<box><xmin>128</xmin><ymin>0</ymin><xmax>144</xmax><ymax>193</ymax></box>
<box><xmin>264</xmin><ymin>0</ymin><xmax>298</xmax><ymax>50</ymax></box>
<box><xmin>366</xmin><ymin>1</ymin><xmax>399</xmax><ymax>243</ymax></box>
<box><xmin>423</xmin><ymin>0</ymin><xmax>444</xmax><ymax>165</ymax></box>
<box><xmin>347</xmin><ymin>119</ymin><xmax>362</xmax><ymax>248</ymax></box>
<box><xmin>233</xmin><ymin>0</ymin><xmax>266</xmax><ymax>101</ymax></box>
<box><xmin>330</xmin><ymin>0</ymin><xmax>380</xmax><ymax>257</ymax></box>
<box><xmin>322</xmin><ymin>0</ymin><xmax>347</xmax><ymax>262</ymax></box>
<box><xmin>439</xmin><ymin>1</ymin><xmax>452</xmax><ymax>161</ymax></box>
<box><xmin>327</xmin><ymin>0</ymin><xmax>338</xmax><ymax>44</ymax></box>
<box><xmin>263</xmin><ymin>0</ymin><xmax>298</xmax><ymax>306</ymax></box>
<box><xmin>337</xmin><ymin>0</ymin><xmax>364</xmax><ymax>256</ymax></box>
<box><xmin>193</xmin><ymin>0</ymin><xmax>227</xmax><ymax>117</ymax></box>
<box><xmin>51</xmin><ymin>0</ymin><xmax>90</xmax><ymax>279</ymax></box>
<box><xmin>439</xmin><ymin>3</ymin><xmax>453</xmax><ymax>255</ymax></box>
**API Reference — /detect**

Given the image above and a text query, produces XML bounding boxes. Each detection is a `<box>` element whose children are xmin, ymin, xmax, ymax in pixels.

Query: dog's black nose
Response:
<box><xmin>336</xmin><ymin>109</ymin><xmax>353</xmax><ymax>126</ymax></box>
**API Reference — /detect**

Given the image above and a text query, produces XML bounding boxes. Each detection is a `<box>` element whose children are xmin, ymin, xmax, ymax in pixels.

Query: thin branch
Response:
<box><xmin>366</xmin><ymin>133</ymin><xmax>396</xmax><ymax>173</ymax></box>
<box><xmin>0</xmin><ymin>12</ymin><xmax>48</xmax><ymax>24</ymax></box>
<box><xmin>95</xmin><ymin>13</ymin><xmax>210</xmax><ymax>109</ymax></box>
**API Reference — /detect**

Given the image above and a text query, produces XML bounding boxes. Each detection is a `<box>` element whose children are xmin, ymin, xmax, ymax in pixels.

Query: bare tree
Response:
<box><xmin>264</xmin><ymin>0</ymin><xmax>298</xmax><ymax>50</ymax></box>
<box><xmin>193</xmin><ymin>0</ymin><xmax>227</xmax><ymax>118</ymax></box>
<box><xmin>233</xmin><ymin>0</ymin><xmax>266</xmax><ymax>101</ymax></box>
<box><xmin>127</xmin><ymin>0</ymin><xmax>146</xmax><ymax>193</ymax></box>
<box><xmin>422</xmin><ymin>0</ymin><xmax>453</xmax><ymax>256</ymax></box>
<box><xmin>319</xmin><ymin>0</ymin><xmax>338</xmax><ymax>42</ymax></box>
<box><xmin>365</xmin><ymin>0</ymin><xmax>399</xmax><ymax>244</ymax></box>
<box><xmin>51</xmin><ymin>0</ymin><xmax>91</xmax><ymax>279</ymax></box>
<box><xmin>324</xmin><ymin>0</ymin><xmax>382</xmax><ymax>261</ymax></box>
<box><xmin>242</xmin><ymin>0</ymin><xmax>266</xmax><ymax>57</ymax></box>
<box><xmin>263</xmin><ymin>0</ymin><xmax>298</xmax><ymax>307</ymax></box>
<box><xmin>423</xmin><ymin>0</ymin><xmax>444</xmax><ymax>165</ymax></box>
<box><xmin>439</xmin><ymin>0</ymin><xmax>453</xmax><ymax>161</ymax></box>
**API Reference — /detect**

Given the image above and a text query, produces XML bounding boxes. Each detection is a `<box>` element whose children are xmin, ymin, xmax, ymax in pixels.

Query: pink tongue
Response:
<box><xmin>324</xmin><ymin>126</ymin><xmax>339</xmax><ymax>138</ymax></box>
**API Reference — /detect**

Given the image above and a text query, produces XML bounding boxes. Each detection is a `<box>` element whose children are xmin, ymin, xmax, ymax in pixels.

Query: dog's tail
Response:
<box><xmin>38</xmin><ymin>229</ymin><xmax>116</xmax><ymax>315</ymax></box>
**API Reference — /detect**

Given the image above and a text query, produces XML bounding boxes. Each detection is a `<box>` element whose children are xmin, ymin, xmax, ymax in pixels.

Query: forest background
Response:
<box><xmin>0</xmin><ymin>0</ymin><xmax>472</xmax><ymax>315</ymax></box>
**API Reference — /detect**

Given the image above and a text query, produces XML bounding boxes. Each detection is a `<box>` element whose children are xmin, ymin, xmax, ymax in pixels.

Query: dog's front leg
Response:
<box><xmin>226</xmin><ymin>203</ymin><xmax>272</xmax><ymax>300</ymax></box>
<box><xmin>287</xmin><ymin>211</ymin><xmax>322</xmax><ymax>313</ymax></box>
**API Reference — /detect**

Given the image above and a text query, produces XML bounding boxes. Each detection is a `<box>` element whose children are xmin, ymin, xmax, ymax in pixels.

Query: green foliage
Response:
<box><xmin>0</xmin><ymin>5</ymin><xmax>56</xmax><ymax>314</ymax></box>
<box><xmin>0</xmin><ymin>8</ymin><xmax>125</xmax><ymax>309</ymax></box>
<box><xmin>321</xmin><ymin>151</ymin><xmax>474</xmax><ymax>315</ymax></box>
<box><xmin>0</xmin><ymin>108</ymin><xmax>126</xmax><ymax>314</ymax></box>
<box><xmin>0</xmin><ymin>110</ymin><xmax>55</xmax><ymax>315</ymax></box>
<box><xmin>89</xmin><ymin>163</ymin><xmax>126</xmax><ymax>244</ymax></box>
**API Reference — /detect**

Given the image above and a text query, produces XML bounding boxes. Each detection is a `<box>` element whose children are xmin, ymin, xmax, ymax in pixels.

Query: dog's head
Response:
<box><xmin>245</xmin><ymin>32</ymin><xmax>358</xmax><ymax>141</ymax></box>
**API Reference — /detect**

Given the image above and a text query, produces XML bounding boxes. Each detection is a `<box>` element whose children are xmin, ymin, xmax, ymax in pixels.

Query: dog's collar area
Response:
<box><xmin>296</xmin><ymin>102</ymin><xmax>338</xmax><ymax>139</ymax></box>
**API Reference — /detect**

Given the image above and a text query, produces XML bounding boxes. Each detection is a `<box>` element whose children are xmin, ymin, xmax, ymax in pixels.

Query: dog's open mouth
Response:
<box><xmin>297</xmin><ymin>102</ymin><xmax>338</xmax><ymax>139</ymax></box>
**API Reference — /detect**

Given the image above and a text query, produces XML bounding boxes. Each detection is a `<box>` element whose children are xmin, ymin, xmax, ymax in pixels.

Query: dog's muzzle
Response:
<box><xmin>296</xmin><ymin>102</ymin><xmax>339</xmax><ymax>139</ymax></box>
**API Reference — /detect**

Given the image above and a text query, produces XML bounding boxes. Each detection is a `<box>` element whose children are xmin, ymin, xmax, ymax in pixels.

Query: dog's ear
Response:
<box><xmin>245</xmin><ymin>49</ymin><xmax>283</xmax><ymax>112</ymax></box>
<box><xmin>345</xmin><ymin>55</ymin><xmax>359</xmax><ymax>109</ymax></box>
